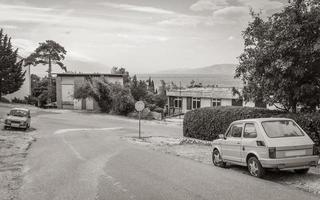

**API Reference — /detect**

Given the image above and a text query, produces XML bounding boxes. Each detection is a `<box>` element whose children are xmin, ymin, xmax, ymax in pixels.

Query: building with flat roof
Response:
<box><xmin>167</xmin><ymin>87</ymin><xmax>243</xmax><ymax>114</ymax></box>
<box><xmin>56</xmin><ymin>73</ymin><xmax>124</xmax><ymax>110</ymax></box>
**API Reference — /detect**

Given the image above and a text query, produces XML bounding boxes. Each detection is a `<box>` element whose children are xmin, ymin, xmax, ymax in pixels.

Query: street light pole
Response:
<box><xmin>179</xmin><ymin>81</ymin><xmax>181</xmax><ymax>119</ymax></box>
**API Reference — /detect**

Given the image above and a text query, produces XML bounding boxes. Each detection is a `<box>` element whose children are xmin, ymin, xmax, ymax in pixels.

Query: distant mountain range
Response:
<box><xmin>156</xmin><ymin>64</ymin><xmax>237</xmax><ymax>75</ymax></box>
<box><xmin>137</xmin><ymin>64</ymin><xmax>242</xmax><ymax>88</ymax></box>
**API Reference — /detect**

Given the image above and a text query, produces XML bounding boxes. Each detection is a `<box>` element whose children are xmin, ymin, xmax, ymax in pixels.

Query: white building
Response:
<box><xmin>167</xmin><ymin>87</ymin><xmax>279</xmax><ymax>115</ymax></box>
<box><xmin>167</xmin><ymin>87</ymin><xmax>243</xmax><ymax>114</ymax></box>
<box><xmin>56</xmin><ymin>73</ymin><xmax>124</xmax><ymax>110</ymax></box>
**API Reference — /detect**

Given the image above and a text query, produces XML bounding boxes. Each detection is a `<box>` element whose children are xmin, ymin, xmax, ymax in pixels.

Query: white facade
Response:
<box><xmin>167</xmin><ymin>87</ymin><xmax>241</xmax><ymax>114</ymax></box>
<box><xmin>56</xmin><ymin>73</ymin><xmax>124</xmax><ymax>110</ymax></box>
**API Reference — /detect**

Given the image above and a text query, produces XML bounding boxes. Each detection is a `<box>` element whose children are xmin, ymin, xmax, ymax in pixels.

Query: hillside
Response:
<box><xmin>137</xmin><ymin>64</ymin><xmax>242</xmax><ymax>88</ymax></box>
<box><xmin>157</xmin><ymin>64</ymin><xmax>237</xmax><ymax>75</ymax></box>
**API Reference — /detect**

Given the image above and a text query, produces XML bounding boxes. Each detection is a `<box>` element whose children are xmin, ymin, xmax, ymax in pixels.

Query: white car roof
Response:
<box><xmin>232</xmin><ymin>118</ymin><xmax>293</xmax><ymax>124</ymax></box>
<box><xmin>11</xmin><ymin>108</ymin><xmax>30</xmax><ymax>112</ymax></box>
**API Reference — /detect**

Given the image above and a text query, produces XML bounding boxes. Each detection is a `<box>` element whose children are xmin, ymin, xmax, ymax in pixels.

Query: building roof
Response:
<box><xmin>232</xmin><ymin>118</ymin><xmax>293</xmax><ymax>123</ymax></box>
<box><xmin>167</xmin><ymin>87</ymin><xmax>241</xmax><ymax>99</ymax></box>
<box><xmin>56</xmin><ymin>73</ymin><xmax>123</xmax><ymax>77</ymax></box>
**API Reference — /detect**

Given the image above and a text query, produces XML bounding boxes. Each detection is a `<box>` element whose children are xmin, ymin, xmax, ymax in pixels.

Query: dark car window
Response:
<box><xmin>262</xmin><ymin>120</ymin><xmax>304</xmax><ymax>138</ymax></box>
<box><xmin>227</xmin><ymin>124</ymin><xmax>242</xmax><ymax>138</ymax></box>
<box><xmin>244</xmin><ymin>123</ymin><xmax>257</xmax><ymax>138</ymax></box>
<box><xmin>9</xmin><ymin>110</ymin><xmax>28</xmax><ymax>117</ymax></box>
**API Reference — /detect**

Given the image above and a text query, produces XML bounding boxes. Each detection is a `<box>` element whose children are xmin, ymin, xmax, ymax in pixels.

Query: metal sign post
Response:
<box><xmin>139</xmin><ymin>111</ymin><xmax>141</xmax><ymax>138</ymax></box>
<box><xmin>135</xmin><ymin>101</ymin><xmax>145</xmax><ymax>138</ymax></box>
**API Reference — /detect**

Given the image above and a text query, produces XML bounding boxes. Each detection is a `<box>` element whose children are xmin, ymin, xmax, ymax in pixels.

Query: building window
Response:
<box><xmin>174</xmin><ymin>97</ymin><xmax>182</xmax><ymax>108</ymax></box>
<box><xmin>187</xmin><ymin>97</ymin><xmax>192</xmax><ymax>110</ymax></box>
<box><xmin>192</xmin><ymin>98</ymin><xmax>201</xmax><ymax>109</ymax></box>
<box><xmin>212</xmin><ymin>99</ymin><xmax>221</xmax><ymax>107</ymax></box>
<box><xmin>169</xmin><ymin>97</ymin><xmax>175</xmax><ymax>107</ymax></box>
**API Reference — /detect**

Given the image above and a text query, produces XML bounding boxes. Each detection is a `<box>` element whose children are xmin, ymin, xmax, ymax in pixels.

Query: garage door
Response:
<box><xmin>61</xmin><ymin>84</ymin><xmax>74</xmax><ymax>103</ymax></box>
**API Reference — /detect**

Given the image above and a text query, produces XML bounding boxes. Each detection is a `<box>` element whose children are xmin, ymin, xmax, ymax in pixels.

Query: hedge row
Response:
<box><xmin>183</xmin><ymin>106</ymin><xmax>320</xmax><ymax>148</ymax></box>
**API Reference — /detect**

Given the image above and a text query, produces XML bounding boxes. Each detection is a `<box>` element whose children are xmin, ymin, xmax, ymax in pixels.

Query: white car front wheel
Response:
<box><xmin>212</xmin><ymin>149</ymin><xmax>226</xmax><ymax>168</ymax></box>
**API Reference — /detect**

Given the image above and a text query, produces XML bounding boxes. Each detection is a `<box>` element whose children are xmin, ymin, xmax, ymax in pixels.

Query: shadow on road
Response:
<box><xmin>2</xmin><ymin>127</ymin><xmax>37</xmax><ymax>133</ymax></box>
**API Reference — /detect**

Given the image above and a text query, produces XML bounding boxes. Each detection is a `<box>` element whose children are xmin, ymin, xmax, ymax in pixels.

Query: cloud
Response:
<box><xmin>1</xmin><ymin>25</ymin><xmax>18</xmax><ymax>29</ymax></box>
<box><xmin>190</xmin><ymin>0</ymin><xmax>284</xmax><ymax>12</ymax></box>
<box><xmin>190</xmin><ymin>0</ymin><xmax>228</xmax><ymax>11</ymax></box>
<box><xmin>0</xmin><ymin>3</ymin><xmax>54</xmax><ymax>12</ymax></box>
<box><xmin>212</xmin><ymin>6</ymin><xmax>249</xmax><ymax>21</ymax></box>
<box><xmin>238</xmin><ymin>0</ymin><xmax>284</xmax><ymax>11</ymax></box>
<box><xmin>158</xmin><ymin>14</ymin><xmax>209</xmax><ymax>27</ymax></box>
<box><xmin>100</xmin><ymin>2</ymin><xmax>175</xmax><ymax>15</ymax></box>
<box><xmin>116</xmin><ymin>33</ymin><xmax>169</xmax><ymax>43</ymax></box>
<box><xmin>68</xmin><ymin>51</ymin><xmax>96</xmax><ymax>63</ymax></box>
<box><xmin>188</xmin><ymin>0</ymin><xmax>285</xmax><ymax>26</ymax></box>
<box><xmin>11</xmin><ymin>38</ymin><xmax>37</xmax><ymax>56</ymax></box>
<box><xmin>228</xmin><ymin>36</ymin><xmax>235</xmax><ymax>40</ymax></box>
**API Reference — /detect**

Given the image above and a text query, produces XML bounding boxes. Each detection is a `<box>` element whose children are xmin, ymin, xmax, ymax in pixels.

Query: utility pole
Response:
<box><xmin>179</xmin><ymin>81</ymin><xmax>181</xmax><ymax>119</ymax></box>
<box><xmin>48</xmin><ymin>55</ymin><xmax>52</xmax><ymax>104</ymax></box>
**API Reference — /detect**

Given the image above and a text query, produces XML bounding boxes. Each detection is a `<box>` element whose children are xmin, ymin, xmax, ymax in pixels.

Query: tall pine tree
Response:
<box><xmin>0</xmin><ymin>29</ymin><xmax>25</xmax><ymax>100</ymax></box>
<box><xmin>26</xmin><ymin>40</ymin><xmax>67</xmax><ymax>103</ymax></box>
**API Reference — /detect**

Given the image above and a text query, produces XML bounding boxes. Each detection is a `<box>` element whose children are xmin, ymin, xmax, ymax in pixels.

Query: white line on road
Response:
<box><xmin>61</xmin><ymin>136</ymin><xmax>86</xmax><ymax>161</ymax></box>
<box><xmin>55</xmin><ymin>127</ymin><xmax>123</xmax><ymax>161</ymax></box>
<box><xmin>54</xmin><ymin>127</ymin><xmax>123</xmax><ymax>135</ymax></box>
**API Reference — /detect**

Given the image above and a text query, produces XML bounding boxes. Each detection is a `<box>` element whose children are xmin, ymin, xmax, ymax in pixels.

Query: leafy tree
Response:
<box><xmin>31</xmin><ymin>75</ymin><xmax>57</xmax><ymax>107</ymax></box>
<box><xmin>130</xmin><ymin>75</ymin><xmax>148</xmax><ymax>101</ymax></box>
<box><xmin>110</xmin><ymin>83</ymin><xmax>135</xmax><ymax>115</ymax></box>
<box><xmin>158</xmin><ymin>80</ymin><xmax>167</xmax><ymax>96</ymax></box>
<box><xmin>169</xmin><ymin>82</ymin><xmax>179</xmax><ymax>90</ymax></box>
<box><xmin>0</xmin><ymin>29</ymin><xmax>25</xmax><ymax>99</ymax></box>
<box><xmin>235</xmin><ymin>0</ymin><xmax>320</xmax><ymax>112</ymax></box>
<box><xmin>31</xmin><ymin>74</ymin><xmax>40</xmax><ymax>96</ymax></box>
<box><xmin>74</xmin><ymin>78</ymin><xmax>134</xmax><ymax>114</ymax></box>
<box><xmin>146</xmin><ymin>77</ymin><xmax>155</xmax><ymax>93</ymax></box>
<box><xmin>26</xmin><ymin>40</ymin><xmax>67</xmax><ymax>103</ymax></box>
<box><xmin>111</xmin><ymin>66</ymin><xmax>130</xmax><ymax>86</ymax></box>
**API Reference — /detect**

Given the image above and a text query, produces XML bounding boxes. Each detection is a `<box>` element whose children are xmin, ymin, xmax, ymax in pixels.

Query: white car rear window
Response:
<box><xmin>261</xmin><ymin>120</ymin><xmax>304</xmax><ymax>138</ymax></box>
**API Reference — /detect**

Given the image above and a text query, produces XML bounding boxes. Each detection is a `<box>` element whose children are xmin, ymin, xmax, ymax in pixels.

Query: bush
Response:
<box><xmin>153</xmin><ymin>107</ymin><xmax>164</xmax><ymax>113</ymax></box>
<box><xmin>183</xmin><ymin>106</ymin><xmax>320</xmax><ymax>149</ymax></box>
<box><xmin>0</xmin><ymin>97</ymin><xmax>10</xmax><ymax>103</ymax></box>
<box><xmin>24</xmin><ymin>95</ymin><xmax>38</xmax><ymax>105</ymax></box>
<box><xmin>12</xmin><ymin>97</ymin><xmax>27</xmax><ymax>104</ymax></box>
<box><xmin>111</xmin><ymin>84</ymin><xmax>135</xmax><ymax>115</ymax></box>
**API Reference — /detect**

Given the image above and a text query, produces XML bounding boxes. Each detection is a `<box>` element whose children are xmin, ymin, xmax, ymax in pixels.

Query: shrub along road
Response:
<box><xmin>0</xmin><ymin>105</ymin><xmax>319</xmax><ymax>200</ymax></box>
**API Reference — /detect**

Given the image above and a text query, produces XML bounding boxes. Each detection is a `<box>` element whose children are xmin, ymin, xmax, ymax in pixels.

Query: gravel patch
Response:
<box><xmin>0</xmin><ymin>129</ymin><xmax>36</xmax><ymax>200</ymax></box>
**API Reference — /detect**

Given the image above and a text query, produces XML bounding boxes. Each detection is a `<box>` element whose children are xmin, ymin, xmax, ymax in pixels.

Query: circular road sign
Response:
<box><xmin>135</xmin><ymin>101</ymin><xmax>145</xmax><ymax>112</ymax></box>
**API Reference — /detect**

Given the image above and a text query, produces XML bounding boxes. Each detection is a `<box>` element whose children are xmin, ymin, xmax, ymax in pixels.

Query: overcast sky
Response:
<box><xmin>0</xmin><ymin>0</ymin><xmax>287</xmax><ymax>75</ymax></box>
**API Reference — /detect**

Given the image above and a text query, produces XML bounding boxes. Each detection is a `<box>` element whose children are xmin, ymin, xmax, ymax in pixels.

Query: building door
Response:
<box><xmin>81</xmin><ymin>98</ymin><xmax>86</xmax><ymax>110</ymax></box>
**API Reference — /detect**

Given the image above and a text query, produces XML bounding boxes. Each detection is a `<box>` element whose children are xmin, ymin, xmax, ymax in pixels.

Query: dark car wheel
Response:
<box><xmin>212</xmin><ymin>149</ymin><xmax>226</xmax><ymax>168</ymax></box>
<box><xmin>247</xmin><ymin>157</ymin><xmax>265</xmax><ymax>178</ymax></box>
<box><xmin>294</xmin><ymin>168</ymin><xmax>309</xmax><ymax>174</ymax></box>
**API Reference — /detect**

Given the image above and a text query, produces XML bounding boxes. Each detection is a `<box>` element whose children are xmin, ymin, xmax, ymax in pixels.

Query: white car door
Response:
<box><xmin>221</xmin><ymin>123</ymin><xmax>243</xmax><ymax>163</ymax></box>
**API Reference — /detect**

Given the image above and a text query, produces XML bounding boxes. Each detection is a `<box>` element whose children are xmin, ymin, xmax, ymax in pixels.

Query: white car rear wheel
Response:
<box><xmin>247</xmin><ymin>157</ymin><xmax>265</xmax><ymax>178</ymax></box>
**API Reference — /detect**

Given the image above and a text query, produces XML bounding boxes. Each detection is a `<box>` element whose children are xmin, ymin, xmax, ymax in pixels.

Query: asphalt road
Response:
<box><xmin>1</xmin><ymin>106</ymin><xmax>319</xmax><ymax>200</ymax></box>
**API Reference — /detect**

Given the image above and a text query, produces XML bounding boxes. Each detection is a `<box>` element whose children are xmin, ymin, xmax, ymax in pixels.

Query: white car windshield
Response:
<box><xmin>261</xmin><ymin>120</ymin><xmax>304</xmax><ymax>138</ymax></box>
<box><xmin>9</xmin><ymin>110</ymin><xmax>28</xmax><ymax>117</ymax></box>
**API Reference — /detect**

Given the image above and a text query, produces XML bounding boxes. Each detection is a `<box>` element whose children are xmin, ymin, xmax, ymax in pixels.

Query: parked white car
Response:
<box><xmin>4</xmin><ymin>108</ymin><xmax>31</xmax><ymax>131</ymax></box>
<box><xmin>212</xmin><ymin>118</ymin><xmax>319</xmax><ymax>178</ymax></box>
